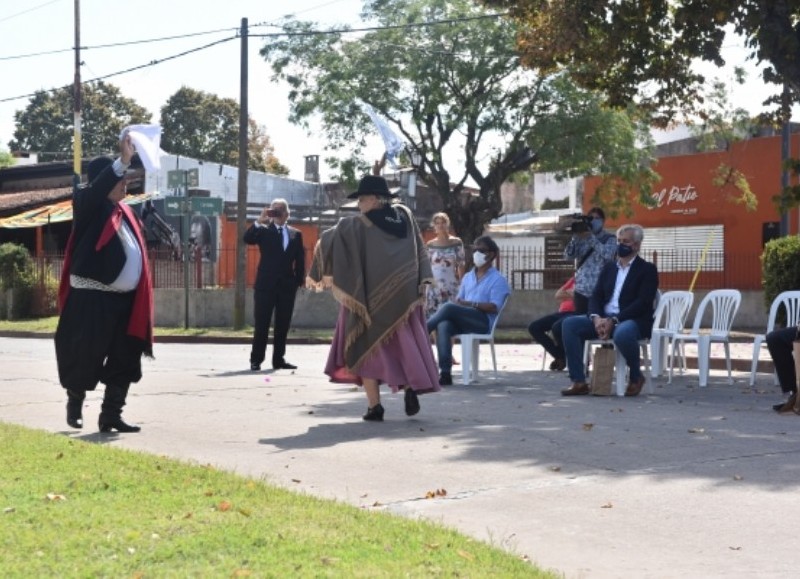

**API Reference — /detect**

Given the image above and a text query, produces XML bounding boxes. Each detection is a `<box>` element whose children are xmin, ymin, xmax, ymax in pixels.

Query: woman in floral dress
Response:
<box><xmin>426</xmin><ymin>212</ymin><xmax>465</xmax><ymax>318</ymax></box>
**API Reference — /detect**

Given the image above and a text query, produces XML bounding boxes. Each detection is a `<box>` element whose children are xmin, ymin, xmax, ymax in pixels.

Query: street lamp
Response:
<box><xmin>408</xmin><ymin>151</ymin><xmax>422</xmax><ymax>208</ymax></box>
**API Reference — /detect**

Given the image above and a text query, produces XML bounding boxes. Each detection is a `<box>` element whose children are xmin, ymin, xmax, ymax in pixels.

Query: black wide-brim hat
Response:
<box><xmin>347</xmin><ymin>175</ymin><xmax>398</xmax><ymax>199</ymax></box>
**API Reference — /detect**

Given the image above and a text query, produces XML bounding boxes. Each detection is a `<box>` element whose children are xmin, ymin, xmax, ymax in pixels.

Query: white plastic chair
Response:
<box><xmin>668</xmin><ymin>289</ymin><xmax>742</xmax><ymax>387</ymax></box>
<box><xmin>582</xmin><ymin>291</ymin><xmax>661</xmax><ymax>397</ymax></box>
<box><xmin>456</xmin><ymin>295</ymin><xmax>510</xmax><ymax>385</ymax></box>
<box><xmin>650</xmin><ymin>291</ymin><xmax>694</xmax><ymax>378</ymax></box>
<box><xmin>749</xmin><ymin>290</ymin><xmax>800</xmax><ymax>386</ymax></box>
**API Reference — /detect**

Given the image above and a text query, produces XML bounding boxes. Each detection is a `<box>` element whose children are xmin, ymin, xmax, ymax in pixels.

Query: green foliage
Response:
<box><xmin>159</xmin><ymin>87</ymin><xmax>288</xmax><ymax>174</ymax></box>
<box><xmin>761</xmin><ymin>235</ymin><xmax>800</xmax><ymax>322</ymax></box>
<box><xmin>540</xmin><ymin>197</ymin><xmax>568</xmax><ymax>210</ymax></box>
<box><xmin>8</xmin><ymin>81</ymin><xmax>151</xmax><ymax>159</ymax></box>
<box><xmin>0</xmin><ymin>148</ymin><xmax>14</xmax><ymax>168</ymax></box>
<box><xmin>0</xmin><ymin>243</ymin><xmax>35</xmax><ymax>319</ymax></box>
<box><xmin>482</xmin><ymin>0</ymin><xmax>800</xmax><ymax>125</ymax></box>
<box><xmin>261</xmin><ymin>0</ymin><xmax>650</xmax><ymax>243</ymax></box>
<box><xmin>0</xmin><ymin>243</ymin><xmax>33</xmax><ymax>291</ymax></box>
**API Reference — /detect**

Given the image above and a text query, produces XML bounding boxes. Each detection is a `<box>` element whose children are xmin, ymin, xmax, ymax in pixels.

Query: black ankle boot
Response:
<box><xmin>98</xmin><ymin>417</ymin><xmax>141</xmax><ymax>433</ymax></box>
<box><xmin>404</xmin><ymin>388</ymin><xmax>420</xmax><ymax>416</ymax></box>
<box><xmin>66</xmin><ymin>390</ymin><xmax>85</xmax><ymax>429</ymax></box>
<box><xmin>362</xmin><ymin>403</ymin><xmax>384</xmax><ymax>422</ymax></box>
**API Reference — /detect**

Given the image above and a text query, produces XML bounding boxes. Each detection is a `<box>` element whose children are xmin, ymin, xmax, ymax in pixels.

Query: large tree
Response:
<box><xmin>160</xmin><ymin>87</ymin><xmax>288</xmax><ymax>175</ymax></box>
<box><xmin>481</xmin><ymin>1</ymin><xmax>800</xmax><ymax>126</ymax></box>
<box><xmin>261</xmin><ymin>0</ymin><xmax>653</xmax><ymax>242</ymax></box>
<box><xmin>8</xmin><ymin>81</ymin><xmax>151</xmax><ymax>161</ymax></box>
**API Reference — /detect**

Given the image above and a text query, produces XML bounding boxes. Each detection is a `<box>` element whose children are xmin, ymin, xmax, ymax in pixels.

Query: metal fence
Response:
<box><xmin>19</xmin><ymin>246</ymin><xmax>763</xmax><ymax>317</ymax></box>
<box><xmin>498</xmin><ymin>247</ymin><xmax>762</xmax><ymax>291</ymax></box>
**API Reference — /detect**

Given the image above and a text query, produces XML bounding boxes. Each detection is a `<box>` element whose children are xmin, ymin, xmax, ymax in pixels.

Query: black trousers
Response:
<box><xmin>250</xmin><ymin>280</ymin><xmax>298</xmax><ymax>367</ymax></box>
<box><xmin>55</xmin><ymin>288</ymin><xmax>143</xmax><ymax>391</ymax></box>
<box><xmin>528</xmin><ymin>311</ymin><xmax>571</xmax><ymax>360</ymax></box>
<box><xmin>766</xmin><ymin>326</ymin><xmax>798</xmax><ymax>394</ymax></box>
<box><xmin>55</xmin><ymin>288</ymin><xmax>144</xmax><ymax>419</ymax></box>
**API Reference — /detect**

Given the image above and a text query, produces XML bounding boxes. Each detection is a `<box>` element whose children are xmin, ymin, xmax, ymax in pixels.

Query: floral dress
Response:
<box><xmin>425</xmin><ymin>241</ymin><xmax>465</xmax><ymax>317</ymax></box>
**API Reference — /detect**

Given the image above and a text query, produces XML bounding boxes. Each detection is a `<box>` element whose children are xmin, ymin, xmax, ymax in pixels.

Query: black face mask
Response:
<box><xmin>617</xmin><ymin>243</ymin><xmax>634</xmax><ymax>258</ymax></box>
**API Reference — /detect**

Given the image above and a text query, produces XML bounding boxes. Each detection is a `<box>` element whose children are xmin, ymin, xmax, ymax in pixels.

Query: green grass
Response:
<box><xmin>0</xmin><ymin>423</ymin><xmax>552</xmax><ymax>578</ymax></box>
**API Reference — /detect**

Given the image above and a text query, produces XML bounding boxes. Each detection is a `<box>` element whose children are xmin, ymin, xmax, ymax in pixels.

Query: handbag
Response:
<box><xmin>590</xmin><ymin>346</ymin><xmax>615</xmax><ymax>396</ymax></box>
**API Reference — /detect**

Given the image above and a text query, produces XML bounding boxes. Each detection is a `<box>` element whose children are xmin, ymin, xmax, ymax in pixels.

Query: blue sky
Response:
<box><xmin>0</xmin><ymin>1</ymin><xmax>794</xmax><ymax>180</ymax></box>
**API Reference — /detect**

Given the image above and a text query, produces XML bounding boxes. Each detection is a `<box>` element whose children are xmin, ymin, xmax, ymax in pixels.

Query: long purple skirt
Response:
<box><xmin>325</xmin><ymin>305</ymin><xmax>441</xmax><ymax>394</ymax></box>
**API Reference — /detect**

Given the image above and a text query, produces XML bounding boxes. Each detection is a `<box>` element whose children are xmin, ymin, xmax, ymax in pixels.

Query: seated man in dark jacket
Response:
<box><xmin>560</xmin><ymin>224</ymin><xmax>659</xmax><ymax>397</ymax></box>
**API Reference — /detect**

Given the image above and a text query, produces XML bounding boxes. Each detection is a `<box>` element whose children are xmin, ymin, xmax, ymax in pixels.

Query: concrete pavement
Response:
<box><xmin>1</xmin><ymin>336</ymin><xmax>798</xmax><ymax>578</ymax></box>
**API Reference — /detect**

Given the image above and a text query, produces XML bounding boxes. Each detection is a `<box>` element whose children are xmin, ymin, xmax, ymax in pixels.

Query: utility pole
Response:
<box><xmin>73</xmin><ymin>0</ymin><xmax>82</xmax><ymax>190</ymax></box>
<box><xmin>780</xmin><ymin>84</ymin><xmax>791</xmax><ymax>237</ymax></box>
<box><xmin>233</xmin><ymin>17</ymin><xmax>248</xmax><ymax>329</ymax></box>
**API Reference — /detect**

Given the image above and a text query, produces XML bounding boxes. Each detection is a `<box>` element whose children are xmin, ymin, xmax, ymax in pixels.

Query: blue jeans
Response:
<box><xmin>561</xmin><ymin>315</ymin><xmax>643</xmax><ymax>383</ymax></box>
<box><xmin>427</xmin><ymin>302</ymin><xmax>489</xmax><ymax>373</ymax></box>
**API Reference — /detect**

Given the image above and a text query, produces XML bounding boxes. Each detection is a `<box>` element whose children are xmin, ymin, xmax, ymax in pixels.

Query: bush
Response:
<box><xmin>761</xmin><ymin>235</ymin><xmax>800</xmax><ymax>324</ymax></box>
<box><xmin>0</xmin><ymin>243</ymin><xmax>35</xmax><ymax>319</ymax></box>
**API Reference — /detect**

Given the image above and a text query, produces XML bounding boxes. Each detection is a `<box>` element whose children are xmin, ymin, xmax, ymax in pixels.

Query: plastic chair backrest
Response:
<box><xmin>653</xmin><ymin>290</ymin><xmax>694</xmax><ymax>333</ymax></box>
<box><xmin>689</xmin><ymin>289</ymin><xmax>741</xmax><ymax>337</ymax></box>
<box><xmin>487</xmin><ymin>294</ymin><xmax>510</xmax><ymax>336</ymax></box>
<box><xmin>765</xmin><ymin>290</ymin><xmax>800</xmax><ymax>333</ymax></box>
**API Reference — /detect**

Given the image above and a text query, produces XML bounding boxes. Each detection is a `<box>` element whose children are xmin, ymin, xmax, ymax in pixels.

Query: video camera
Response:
<box><xmin>563</xmin><ymin>213</ymin><xmax>593</xmax><ymax>234</ymax></box>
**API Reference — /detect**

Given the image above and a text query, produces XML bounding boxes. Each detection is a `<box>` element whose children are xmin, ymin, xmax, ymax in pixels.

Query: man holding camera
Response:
<box><xmin>562</xmin><ymin>207</ymin><xmax>616</xmax><ymax>313</ymax></box>
<box><xmin>245</xmin><ymin>199</ymin><xmax>305</xmax><ymax>371</ymax></box>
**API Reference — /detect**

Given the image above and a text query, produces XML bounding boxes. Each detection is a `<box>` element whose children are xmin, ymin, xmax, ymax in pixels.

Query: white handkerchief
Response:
<box><xmin>120</xmin><ymin>124</ymin><xmax>165</xmax><ymax>172</ymax></box>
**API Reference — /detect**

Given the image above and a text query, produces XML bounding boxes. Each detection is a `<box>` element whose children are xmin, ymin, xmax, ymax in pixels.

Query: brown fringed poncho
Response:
<box><xmin>308</xmin><ymin>204</ymin><xmax>433</xmax><ymax>373</ymax></box>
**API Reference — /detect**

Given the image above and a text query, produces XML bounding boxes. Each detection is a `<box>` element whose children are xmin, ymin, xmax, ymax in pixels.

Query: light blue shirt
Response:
<box><xmin>457</xmin><ymin>267</ymin><xmax>511</xmax><ymax>327</ymax></box>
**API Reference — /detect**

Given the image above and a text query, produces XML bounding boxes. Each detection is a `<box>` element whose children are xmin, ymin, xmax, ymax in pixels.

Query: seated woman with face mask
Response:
<box><xmin>426</xmin><ymin>235</ymin><xmax>511</xmax><ymax>386</ymax></box>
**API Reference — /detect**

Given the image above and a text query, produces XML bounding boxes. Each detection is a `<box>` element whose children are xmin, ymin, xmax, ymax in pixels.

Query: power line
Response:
<box><xmin>0</xmin><ymin>26</ymin><xmax>240</xmax><ymax>62</ymax></box>
<box><xmin>0</xmin><ymin>0</ymin><xmax>62</xmax><ymax>25</ymax></box>
<box><xmin>0</xmin><ymin>35</ymin><xmax>237</xmax><ymax>104</ymax></box>
<box><xmin>0</xmin><ymin>11</ymin><xmax>509</xmax><ymax>104</ymax></box>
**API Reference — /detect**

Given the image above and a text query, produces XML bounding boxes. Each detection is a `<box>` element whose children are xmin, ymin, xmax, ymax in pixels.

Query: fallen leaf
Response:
<box><xmin>4</xmin><ymin>507</ymin><xmax>16</xmax><ymax>513</ymax></box>
<box><xmin>457</xmin><ymin>550</ymin><xmax>475</xmax><ymax>561</ymax></box>
<box><xmin>372</xmin><ymin>501</ymin><xmax>383</xmax><ymax>507</ymax></box>
<box><xmin>733</xmin><ymin>475</ymin><xmax>743</xmax><ymax>481</ymax></box>
<box><xmin>55</xmin><ymin>452</ymin><xmax>63</xmax><ymax>459</ymax></box>
<box><xmin>582</xmin><ymin>423</ymin><xmax>594</xmax><ymax>431</ymax></box>
<box><xmin>291</xmin><ymin>479</ymin><xmax>301</xmax><ymax>483</ymax></box>
<box><xmin>320</xmin><ymin>557</ymin><xmax>339</xmax><ymax>565</ymax></box>
<box><xmin>601</xmin><ymin>502</ymin><xmax>613</xmax><ymax>508</ymax></box>
<box><xmin>238</xmin><ymin>508</ymin><xmax>252</xmax><ymax>517</ymax></box>
<box><xmin>550</xmin><ymin>466</ymin><xmax>561</xmax><ymax>472</ymax></box>
<box><xmin>729</xmin><ymin>546</ymin><xmax>742</xmax><ymax>551</ymax></box>
<box><xmin>218</xmin><ymin>501</ymin><xmax>232</xmax><ymax>512</ymax></box>
<box><xmin>688</xmin><ymin>427</ymin><xmax>705</xmax><ymax>434</ymax></box>
<box><xmin>45</xmin><ymin>493</ymin><xmax>66</xmax><ymax>501</ymax></box>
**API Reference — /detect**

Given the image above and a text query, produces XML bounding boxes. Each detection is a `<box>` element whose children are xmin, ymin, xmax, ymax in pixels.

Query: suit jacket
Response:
<box><xmin>244</xmin><ymin>222</ymin><xmax>305</xmax><ymax>291</ymax></box>
<box><xmin>589</xmin><ymin>256</ymin><xmax>659</xmax><ymax>339</ymax></box>
<box><xmin>67</xmin><ymin>165</ymin><xmax>144</xmax><ymax>285</ymax></box>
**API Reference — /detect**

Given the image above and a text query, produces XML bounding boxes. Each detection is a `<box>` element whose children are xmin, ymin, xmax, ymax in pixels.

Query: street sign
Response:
<box><xmin>187</xmin><ymin>168</ymin><xmax>199</xmax><ymax>188</ymax></box>
<box><xmin>167</xmin><ymin>168</ymin><xmax>200</xmax><ymax>189</ymax></box>
<box><xmin>163</xmin><ymin>196</ymin><xmax>188</xmax><ymax>216</ymax></box>
<box><xmin>190</xmin><ymin>197</ymin><xmax>222</xmax><ymax>216</ymax></box>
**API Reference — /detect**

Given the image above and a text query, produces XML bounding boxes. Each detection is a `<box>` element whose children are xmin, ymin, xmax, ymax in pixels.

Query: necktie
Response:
<box><xmin>277</xmin><ymin>226</ymin><xmax>284</xmax><ymax>250</ymax></box>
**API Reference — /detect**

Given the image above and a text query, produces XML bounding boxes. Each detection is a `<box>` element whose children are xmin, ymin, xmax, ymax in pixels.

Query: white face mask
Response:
<box><xmin>473</xmin><ymin>251</ymin><xmax>488</xmax><ymax>268</ymax></box>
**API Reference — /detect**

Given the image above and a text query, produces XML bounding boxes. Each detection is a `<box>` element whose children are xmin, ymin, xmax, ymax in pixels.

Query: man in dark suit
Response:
<box><xmin>245</xmin><ymin>198</ymin><xmax>305</xmax><ymax>371</ymax></box>
<box><xmin>560</xmin><ymin>224</ymin><xmax>659</xmax><ymax>397</ymax></box>
<box><xmin>55</xmin><ymin>133</ymin><xmax>154</xmax><ymax>433</ymax></box>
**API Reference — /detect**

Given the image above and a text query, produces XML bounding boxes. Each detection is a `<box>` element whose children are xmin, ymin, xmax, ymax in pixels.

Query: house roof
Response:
<box><xmin>0</xmin><ymin>187</ymin><xmax>73</xmax><ymax>218</ymax></box>
<box><xmin>0</xmin><ymin>192</ymin><xmax>153</xmax><ymax>229</ymax></box>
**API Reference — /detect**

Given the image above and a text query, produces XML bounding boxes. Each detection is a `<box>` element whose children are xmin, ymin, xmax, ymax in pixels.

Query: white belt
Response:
<box><xmin>70</xmin><ymin>274</ymin><xmax>129</xmax><ymax>293</ymax></box>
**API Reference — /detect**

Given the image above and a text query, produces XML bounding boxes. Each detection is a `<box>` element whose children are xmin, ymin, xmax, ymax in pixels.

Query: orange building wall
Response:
<box><xmin>216</xmin><ymin>218</ymin><xmax>319</xmax><ymax>287</ymax></box>
<box><xmin>584</xmin><ymin>134</ymin><xmax>800</xmax><ymax>248</ymax></box>
<box><xmin>583</xmin><ymin>134</ymin><xmax>799</xmax><ymax>289</ymax></box>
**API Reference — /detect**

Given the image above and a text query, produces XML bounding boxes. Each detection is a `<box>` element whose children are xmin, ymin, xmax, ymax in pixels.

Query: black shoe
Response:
<box><xmin>66</xmin><ymin>397</ymin><xmax>83</xmax><ymax>429</ymax></box>
<box><xmin>404</xmin><ymin>388</ymin><xmax>420</xmax><ymax>416</ymax></box>
<box><xmin>250</xmin><ymin>363</ymin><xmax>261</xmax><ymax>371</ymax></box>
<box><xmin>439</xmin><ymin>372</ymin><xmax>453</xmax><ymax>386</ymax></box>
<box><xmin>273</xmin><ymin>361</ymin><xmax>297</xmax><ymax>370</ymax></box>
<box><xmin>362</xmin><ymin>404</ymin><xmax>385</xmax><ymax>422</ymax></box>
<box><xmin>549</xmin><ymin>358</ymin><xmax>567</xmax><ymax>371</ymax></box>
<box><xmin>98</xmin><ymin>418</ymin><xmax>141</xmax><ymax>433</ymax></box>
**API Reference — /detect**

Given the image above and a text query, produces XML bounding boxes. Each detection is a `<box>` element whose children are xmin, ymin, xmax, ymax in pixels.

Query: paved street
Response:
<box><xmin>1</xmin><ymin>336</ymin><xmax>798</xmax><ymax>578</ymax></box>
